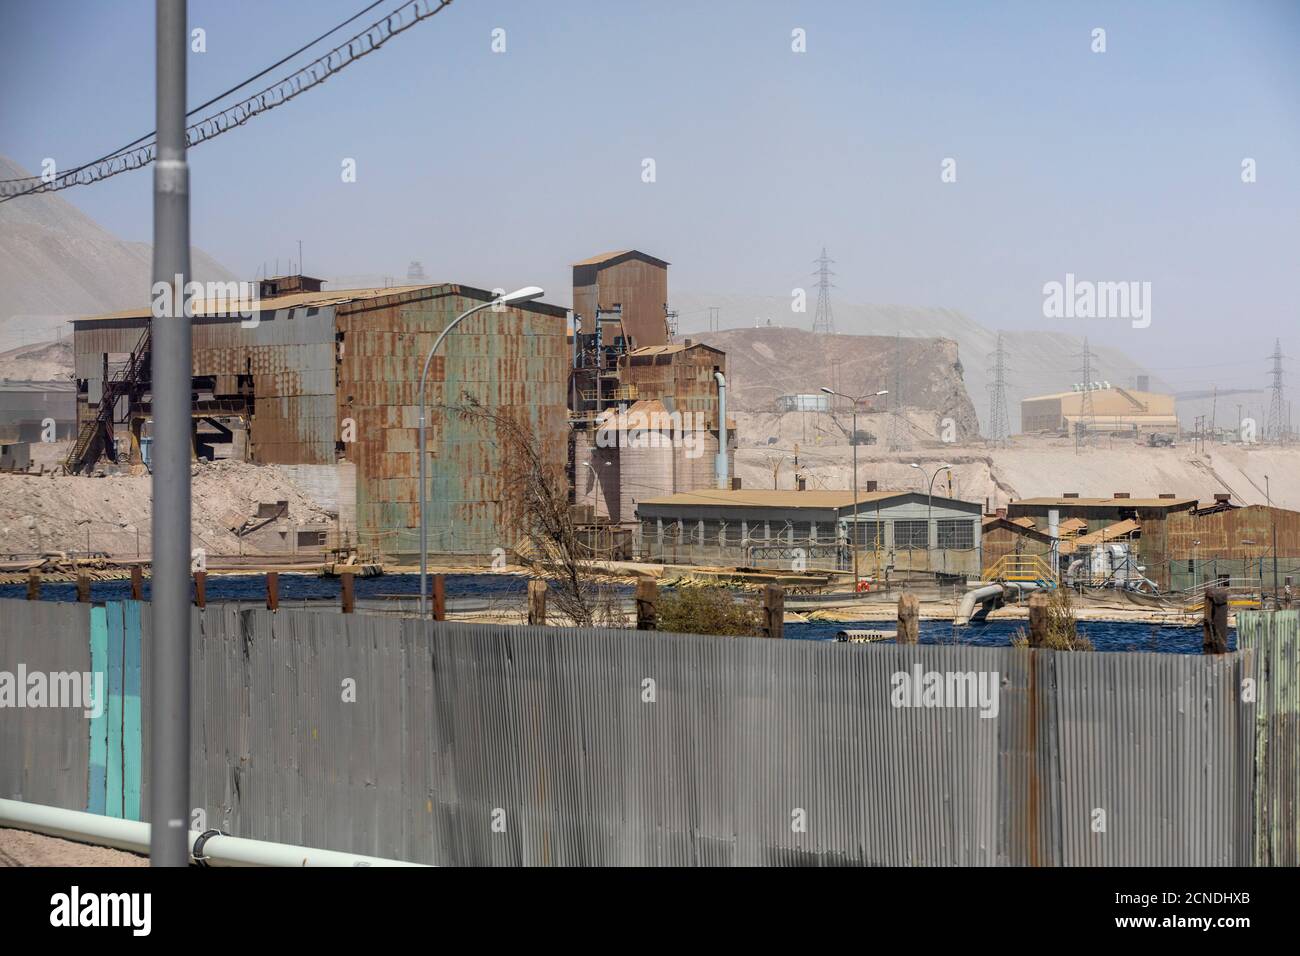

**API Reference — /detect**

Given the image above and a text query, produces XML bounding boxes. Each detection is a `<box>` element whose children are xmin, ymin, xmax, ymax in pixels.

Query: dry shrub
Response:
<box><xmin>656</xmin><ymin>586</ymin><xmax>763</xmax><ymax>637</ymax></box>
<box><xmin>1011</xmin><ymin>587</ymin><xmax>1093</xmax><ymax>651</ymax></box>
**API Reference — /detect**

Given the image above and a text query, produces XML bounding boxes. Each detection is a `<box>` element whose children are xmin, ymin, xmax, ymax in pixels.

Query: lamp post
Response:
<box><xmin>1267</xmin><ymin>474</ymin><xmax>1278</xmax><ymax>607</ymax></box>
<box><xmin>821</xmin><ymin>387</ymin><xmax>888</xmax><ymax>585</ymax></box>
<box><xmin>418</xmin><ymin>286</ymin><xmax>544</xmax><ymax>616</ymax></box>
<box><xmin>911</xmin><ymin>462</ymin><xmax>953</xmax><ymax>574</ymax></box>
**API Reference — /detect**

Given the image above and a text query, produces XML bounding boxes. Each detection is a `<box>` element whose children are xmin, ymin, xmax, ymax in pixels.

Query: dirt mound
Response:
<box><xmin>0</xmin><ymin>339</ymin><xmax>73</xmax><ymax>382</ymax></box>
<box><xmin>695</xmin><ymin>326</ymin><xmax>981</xmax><ymax>440</ymax></box>
<box><xmin>0</xmin><ymin>459</ymin><xmax>335</xmax><ymax>557</ymax></box>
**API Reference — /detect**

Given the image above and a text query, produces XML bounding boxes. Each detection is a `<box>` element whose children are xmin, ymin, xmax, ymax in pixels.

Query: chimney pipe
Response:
<box><xmin>714</xmin><ymin>371</ymin><xmax>729</xmax><ymax>490</ymax></box>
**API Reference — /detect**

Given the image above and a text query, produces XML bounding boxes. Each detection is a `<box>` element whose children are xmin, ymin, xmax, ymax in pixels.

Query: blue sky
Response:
<box><xmin>1</xmin><ymin>0</ymin><xmax>1297</xmax><ymax>389</ymax></box>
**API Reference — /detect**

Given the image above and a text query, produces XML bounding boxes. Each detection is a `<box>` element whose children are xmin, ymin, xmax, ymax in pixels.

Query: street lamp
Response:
<box><xmin>911</xmin><ymin>462</ymin><xmax>953</xmax><ymax>573</ymax></box>
<box><xmin>821</xmin><ymin>387</ymin><xmax>888</xmax><ymax>585</ymax></box>
<box><xmin>418</xmin><ymin>286</ymin><xmax>544</xmax><ymax>616</ymax></box>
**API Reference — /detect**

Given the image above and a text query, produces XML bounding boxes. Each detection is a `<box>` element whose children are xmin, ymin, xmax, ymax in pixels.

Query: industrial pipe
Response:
<box><xmin>954</xmin><ymin>583</ymin><xmax>1005</xmax><ymax>626</ymax></box>
<box><xmin>714</xmin><ymin>370</ymin><xmax>729</xmax><ymax>490</ymax></box>
<box><xmin>0</xmin><ymin>798</ymin><xmax>427</xmax><ymax>868</ymax></box>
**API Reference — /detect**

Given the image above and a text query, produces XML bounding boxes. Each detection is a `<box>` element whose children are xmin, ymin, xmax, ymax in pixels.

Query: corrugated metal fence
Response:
<box><xmin>2</xmin><ymin>599</ymin><xmax>1296</xmax><ymax>865</ymax></box>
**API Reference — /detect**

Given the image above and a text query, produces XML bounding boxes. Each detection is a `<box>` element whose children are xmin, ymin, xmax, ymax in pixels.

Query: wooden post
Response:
<box><xmin>635</xmin><ymin>577</ymin><xmax>658</xmax><ymax>630</ymax></box>
<box><xmin>26</xmin><ymin>571</ymin><xmax>40</xmax><ymax>601</ymax></box>
<box><xmin>341</xmin><ymin>571</ymin><xmax>355</xmax><ymax>614</ymax></box>
<box><xmin>266</xmin><ymin>571</ymin><xmax>280</xmax><ymax>612</ymax></box>
<box><xmin>1028</xmin><ymin>592</ymin><xmax>1050</xmax><ymax>647</ymax></box>
<box><xmin>761</xmin><ymin>584</ymin><xmax>784</xmax><ymax>639</ymax></box>
<box><xmin>897</xmin><ymin>593</ymin><xmax>919</xmax><ymax>644</ymax></box>
<box><xmin>1203</xmin><ymin>587</ymin><xmax>1229</xmax><ymax>654</ymax></box>
<box><xmin>130</xmin><ymin>565</ymin><xmax>144</xmax><ymax>601</ymax></box>
<box><xmin>76</xmin><ymin>574</ymin><xmax>91</xmax><ymax>604</ymax></box>
<box><xmin>527</xmin><ymin>579</ymin><xmax>547</xmax><ymax>626</ymax></box>
<box><xmin>431</xmin><ymin>573</ymin><xmax>446</xmax><ymax>621</ymax></box>
<box><xmin>193</xmin><ymin>570</ymin><xmax>207</xmax><ymax>609</ymax></box>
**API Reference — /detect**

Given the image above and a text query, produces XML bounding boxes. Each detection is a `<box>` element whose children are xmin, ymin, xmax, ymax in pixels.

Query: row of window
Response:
<box><xmin>639</xmin><ymin>518</ymin><xmax>976</xmax><ymax>550</ymax></box>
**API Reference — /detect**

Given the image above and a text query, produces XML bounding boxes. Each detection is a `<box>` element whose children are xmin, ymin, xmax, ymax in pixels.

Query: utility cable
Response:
<box><xmin>0</xmin><ymin>0</ymin><xmax>453</xmax><ymax>203</ymax></box>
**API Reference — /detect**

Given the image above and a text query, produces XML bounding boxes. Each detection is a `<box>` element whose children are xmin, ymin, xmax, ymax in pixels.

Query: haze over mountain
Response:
<box><xmin>0</xmin><ymin>156</ymin><xmax>236</xmax><ymax>351</ymax></box>
<box><xmin>673</xmin><ymin>292</ymin><xmax>1166</xmax><ymax>435</ymax></box>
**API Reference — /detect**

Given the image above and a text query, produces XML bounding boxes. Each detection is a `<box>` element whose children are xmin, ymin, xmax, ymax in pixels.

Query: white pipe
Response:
<box><xmin>714</xmin><ymin>370</ymin><xmax>729</xmax><ymax>490</ymax></box>
<box><xmin>954</xmin><ymin>583</ymin><xmax>1005</xmax><ymax>626</ymax></box>
<box><xmin>0</xmin><ymin>798</ymin><xmax>428</xmax><ymax>867</ymax></box>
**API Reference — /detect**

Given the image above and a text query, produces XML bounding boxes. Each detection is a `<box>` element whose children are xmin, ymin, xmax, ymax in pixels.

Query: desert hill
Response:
<box><xmin>0</xmin><ymin>155</ymin><xmax>236</xmax><ymax>351</ymax></box>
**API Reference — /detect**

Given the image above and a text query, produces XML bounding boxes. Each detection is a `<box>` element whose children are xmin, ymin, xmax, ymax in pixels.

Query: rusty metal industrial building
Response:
<box><xmin>568</xmin><ymin>251</ymin><xmax>735</xmax><ymax>541</ymax></box>
<box><xmin>1005</xmin><ymin>492</ymin><xmax>1300</xmax><ymax>591</ymax></box>
<box><xmin>69</xmin><ymin>276</ymin><xmax>568</xmax><ymax>558</ymax></box>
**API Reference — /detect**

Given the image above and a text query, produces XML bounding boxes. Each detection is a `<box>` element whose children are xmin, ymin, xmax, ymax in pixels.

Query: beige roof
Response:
<box><xmin>71</xmin><ymin>283</ymin><xmax>567</xmax><ymax>324</ymax></box>
<box><xmin>639</xmin><ymin>489</ymin><xmax>925</xmax><ymax>509</ymax></box>
<box><xmin>1061</xmin><ymin>518</ymin><xmax>1141</xmax><ymax>554</ymax></box>
<box><xmin>626</xmin><ymin>344</ymin><xmax>687</xmax><ymax>356</ymax></box>
<box><xmin>1014</xmin><ymin>496</ymin><xmax>1196</xmax><ymax>508</ymax></box>
<box><xmin>1024</xmin><ymin>387</ymin><xmax>1168</xmax><ymax>403</ymax></box>
<box><xmin>571</xmin><ymin>249</ymin><xmax>670</xmax><ymax>268</ymax></box>
<box><xmin>72</xmin><ymin>284</ymin><xmax>438</xmax><ymax>324</ymax></box>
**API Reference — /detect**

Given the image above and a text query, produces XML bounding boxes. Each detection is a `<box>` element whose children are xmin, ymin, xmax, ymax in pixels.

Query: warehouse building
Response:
<box><xmin>1006</xmin><ymin>494</ymin><xmax>1196</xmax><ymax>590</ymax></box>
<box><xmin>1165</xmin><ymin>502</ymin><xmax>1300</xmax><ymax>592</ymax></box>
<box><xmin>70</xmin><ymin>276</ymin><xmax>568</xmax><ymax>558</ymax></box>
<box><xmin>1021</xmin><ymin>384</ymin><xmax>1177</xmax><ymax>435</ymax></box>
<box><xmin>635</xmin><ymin>488</ymin><xmax>983</xmax><ymax>577</ymax></box>
<box><xmin>0</xmin><ymin>379</ymin><xmax>76</xmax><ymax>442</ymax></box>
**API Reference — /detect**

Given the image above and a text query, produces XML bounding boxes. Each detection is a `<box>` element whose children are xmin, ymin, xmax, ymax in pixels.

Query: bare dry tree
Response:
<box><xmin>448</xmin><ymin>393</ymin><xmax>603</xmax><ymax>626</ymax></box>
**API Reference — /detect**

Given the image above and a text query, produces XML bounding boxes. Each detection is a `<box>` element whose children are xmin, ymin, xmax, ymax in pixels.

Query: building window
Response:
<box><xmin>848</xmin><ymin>520</ymin><xmax>884</xmax><ymax>548</ymax></box>
<box><xmin>894</xmin><ymin>519</ymin><xmax>929</xmax><ymax>550</ymax></box>
<box><xmin>937</xmin><ymin>519</ymin><xmax>974</xmax><ymax>550</ymax></box>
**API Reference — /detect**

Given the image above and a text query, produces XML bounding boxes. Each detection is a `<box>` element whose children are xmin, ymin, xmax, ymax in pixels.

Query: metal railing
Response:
<box><xmin>983</xmin><ymin>553</ymin><xmax>1057</xmax><ymax>585</ymax></box>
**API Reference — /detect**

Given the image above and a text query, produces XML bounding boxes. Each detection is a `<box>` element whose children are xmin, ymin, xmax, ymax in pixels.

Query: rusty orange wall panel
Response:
<box><xmin>335</xmin><ymin>286</ymin><xmax>568</xmax><ymax>558</ymax></box>
<box><xmin>572</xmin><ymin>253</ymin><xmax>669</xmax><ymax>348</ymax></box>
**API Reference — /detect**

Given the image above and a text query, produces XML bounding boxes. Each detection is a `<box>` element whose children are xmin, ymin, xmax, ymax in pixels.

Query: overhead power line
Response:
<box><xmin>0</xmin><ymin>0</ymin><xmax>453</xmax><ymax>203</ymax></box>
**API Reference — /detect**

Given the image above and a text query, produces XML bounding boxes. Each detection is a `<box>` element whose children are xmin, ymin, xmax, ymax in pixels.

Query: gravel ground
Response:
<box><xmin>0</xmin><ymin>828</ymin><xmax>148</xmax><ymax>867</ymax></box>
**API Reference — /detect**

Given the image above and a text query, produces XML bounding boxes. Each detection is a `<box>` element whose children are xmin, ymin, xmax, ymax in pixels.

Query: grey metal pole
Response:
<box><xmin>150</xmin><ymin>0</ymin><xmax>191</xmax><ymax>868</ymax></box>
<box><xmin>851</xmin><ymin>399</ymin><xmax>858</xmax><ymax>584</ymax></box>
<box><xmin>418</xmin><ymin>300</ymin><xmax>497</xmax><ymax>615</ymax></box>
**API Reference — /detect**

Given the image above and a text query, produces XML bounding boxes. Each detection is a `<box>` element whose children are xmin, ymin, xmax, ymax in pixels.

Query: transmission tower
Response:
<box><xmin>1266</xmin><ymin>338</ymin><xmax>1286</xmax><ymax>443</ymax></box>
<box><xmin>1073</xmin><ymin>337</ymin><xmax>1097</xmax><ymax>449</ymax></box>
<box><xmin>986</xmin><ymin>332</ymin><xmax>1012</xmax><ymax>445</ymax></box>
<box><xmin>888</xmin><ymin>333</ymin><xmax>911</xmax><ymax>451</ymax></box>
<box><xmin>811</xmin><ymin>247</ymin><xmax>836</xmax><ymax>334</ymax></box>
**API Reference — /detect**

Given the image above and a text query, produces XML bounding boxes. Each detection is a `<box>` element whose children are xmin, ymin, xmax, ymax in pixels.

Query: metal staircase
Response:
<box><xmin>983</xmin><ymin>553</ymin><xmax>1058</xmax><ymax>588</ymax></box>
<box><xmin>64</xmin><ymin>328</ymin><xmax>151</xmax><ymax>474</ymax></box>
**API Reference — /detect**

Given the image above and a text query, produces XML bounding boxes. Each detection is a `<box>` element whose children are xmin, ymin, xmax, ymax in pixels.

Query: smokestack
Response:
<box><xmin>714</xmin><ymin>371</ymin><xmax>728</xmax><ymax>490</ymax></box>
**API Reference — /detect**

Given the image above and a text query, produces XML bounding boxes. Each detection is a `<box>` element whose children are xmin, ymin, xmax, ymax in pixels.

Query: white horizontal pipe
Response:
<box><xmin>0</xmin><ymin>798</ymin><xmax>427</xmax><ymax>867</ymax></box>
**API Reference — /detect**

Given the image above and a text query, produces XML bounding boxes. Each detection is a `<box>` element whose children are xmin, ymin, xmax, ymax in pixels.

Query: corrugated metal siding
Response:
<box><xmin>5</xmin><ymin>598</ymin><xmax>1297</xmax><ymax>865</ymax></box>
<box><xmin>1239</xmin><ymin>609</ymin><xmax>1300</xmax><ymax>865</ymax></box>
<box><xmin>336</xmin><ymin>291</ymin><xmax>568</xmax><ymax>558</ymax></box>
<box><xmin>0</xmin><ymin>600</ymin><xmax>91</xmax><ymax>809</ymax></box>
